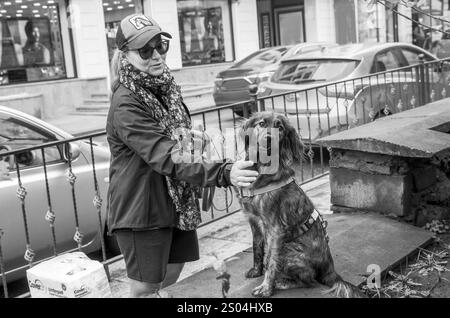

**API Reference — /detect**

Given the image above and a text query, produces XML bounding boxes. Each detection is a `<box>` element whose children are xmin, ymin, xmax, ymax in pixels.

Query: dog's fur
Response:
<box><xmin>235</xmin><ymin>112</ymin><xmax>364</xmax><ymax>298</ymax></box>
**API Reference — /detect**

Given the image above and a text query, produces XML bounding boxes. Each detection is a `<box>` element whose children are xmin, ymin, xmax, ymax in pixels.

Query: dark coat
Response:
<box><xmin>106</xmin><ymin>81</ymin><xmax>232</xmax><ymax>233</ymax></box>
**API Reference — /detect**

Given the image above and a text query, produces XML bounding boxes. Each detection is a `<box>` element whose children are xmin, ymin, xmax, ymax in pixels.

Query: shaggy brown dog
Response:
<box><xmin>236</xmin><ymin>112</ymin><xmax>364</xmax><ymax>298</ymax></box>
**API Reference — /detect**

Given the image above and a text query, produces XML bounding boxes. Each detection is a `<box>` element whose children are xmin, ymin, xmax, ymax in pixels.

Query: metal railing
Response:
<box><xmin>1</xmin><ymin>57</ymin><xmax>450</xmax><ymax>298</ymax></box>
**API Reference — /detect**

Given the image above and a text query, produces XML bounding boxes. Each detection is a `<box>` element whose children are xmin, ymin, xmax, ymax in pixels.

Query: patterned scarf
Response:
<box><xmin>118</xmin><ymin>55</ymin><xmax>202</xmax><ymax>231</ymax></box>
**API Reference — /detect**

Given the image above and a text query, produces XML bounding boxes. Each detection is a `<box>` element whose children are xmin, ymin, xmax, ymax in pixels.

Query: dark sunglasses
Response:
<box><xmin>138</xmin><ymin>39</ymin><xmax>170</xmax><ymax>60</ymax></box>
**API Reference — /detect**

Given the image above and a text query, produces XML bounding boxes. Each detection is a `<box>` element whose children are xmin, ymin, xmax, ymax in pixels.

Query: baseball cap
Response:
<box><xmin>116</xmin><ymin>14</ymin><xmax>172</xmax><ymax>51</ymax></box>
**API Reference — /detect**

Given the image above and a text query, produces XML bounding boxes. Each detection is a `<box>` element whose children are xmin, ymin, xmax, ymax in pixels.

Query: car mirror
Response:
<box><xmin>63</xmin><ymin>142</ymin><xmax>81</xmax><ymax>162</ymax></box>
<box><xmin>0</xmin><ymin>145</ymin><xmax>14</xmax><ymax>176</ymax></box>
<box><xmin>15</xmin><ymin>151</ymin><xmax>35</xmax><ymax>166</ymax></box>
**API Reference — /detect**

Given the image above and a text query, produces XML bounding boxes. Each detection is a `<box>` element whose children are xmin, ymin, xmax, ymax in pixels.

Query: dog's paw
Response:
<box><xmin>245</xmin><ymin>267</ymin><xmax>263</xmax><ymax>278</ymax></box>
<box><xmin>252</xmin><ymin>283</ymin><xmax>273</xmax><ymax>298</ymax></box>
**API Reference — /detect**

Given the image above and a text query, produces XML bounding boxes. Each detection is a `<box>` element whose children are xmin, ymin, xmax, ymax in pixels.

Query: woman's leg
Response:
<box><xmin>129</xmin><ymin>279</ymin><xmax>162</xmax><ymax>298</ymax></box>
<box><xmin>128</xmin><ymin>263</ymin><xmax>184</xmax><ymax>297</ymax></box>
<box><xmin>161</xmin><ymin>262</ymin><xmax>185</xmax><ymax>288</ymax></box>
<box><xmin>115</xmin><ymin>229</ymin><xmax>172</xmax><ymax>298</ymax></box>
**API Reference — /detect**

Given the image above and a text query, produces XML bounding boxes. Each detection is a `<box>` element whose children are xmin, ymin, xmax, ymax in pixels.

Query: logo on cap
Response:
<box><xmin>129</xmin><ymin>15</ymin><xmax>153</xmax><ymax>30</ymax></box>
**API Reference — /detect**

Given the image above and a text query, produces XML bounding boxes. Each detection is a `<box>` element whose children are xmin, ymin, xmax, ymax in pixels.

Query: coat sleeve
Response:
<box><xmin>113</xmin><ymin>100</ymin><xmax>232</xmax><ymax>188</ymax></box>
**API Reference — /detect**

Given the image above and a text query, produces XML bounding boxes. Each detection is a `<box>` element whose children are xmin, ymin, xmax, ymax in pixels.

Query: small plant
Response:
<box><xmin>423</xmin><ymin>220</ymin><xmax>450</xmax><ymax>235</ymax></box>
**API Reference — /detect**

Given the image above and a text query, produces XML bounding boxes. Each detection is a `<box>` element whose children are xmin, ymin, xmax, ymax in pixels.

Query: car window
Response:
<box><xmin>289</xmin><ymin>45</ymin><xmax>320</xmax><ymax>56</ymax></box>
<box><xmin>371</xmin><ymin>50</ymin><xmax>402</xmax><ymax>73</ymax></box>
<box><xmin>0</xmin><ymin>113</ymin><xmax>62</xmax><ymax>171</ymax></box>
<box><xmin>271</xmin><ymin>59</ymin><xmax>359</xmax><ymax>84</ymax></box>
<box><xmin>401</xmin><ymin>48</ymin><xmax>435</xmax><ymax>66</ymax></box>
<box><xmin>234</xmin><ymin>48</ymin><xmax>286</xmax><ymax>69</ymax></box>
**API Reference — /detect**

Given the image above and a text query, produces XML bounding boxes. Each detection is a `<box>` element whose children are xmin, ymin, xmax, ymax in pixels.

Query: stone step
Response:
<box><xmin>83</xmin><ymin>98</ymin><xmax>110</xmax><ymax>104</ymax></box>
<box><xmin>91</xmin><ymin>93</ymin><xmax>109</xmax><ymax>99</ymax></box>
<box><xmin>165</xmin><ymin>212</ymin><xmax>433</xmax><ymax>298</ymax></box>
<box><xmin>69</xmin><ymin>111</ymin><xmax>108</xmax><ymax>117</ymax></box>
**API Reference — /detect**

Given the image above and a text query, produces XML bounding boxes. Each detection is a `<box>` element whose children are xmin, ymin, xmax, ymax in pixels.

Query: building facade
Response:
<box><xmin>0</xmin><ymin>0</ymin><xmax>445</xmax><ymax>118</ymax></box>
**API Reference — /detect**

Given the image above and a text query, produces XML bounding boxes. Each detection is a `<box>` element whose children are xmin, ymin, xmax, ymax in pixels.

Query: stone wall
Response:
<box><xmin>329</xmin><ymin>149</ymin><xmax>450</xmax><ymax>225</ymax></box>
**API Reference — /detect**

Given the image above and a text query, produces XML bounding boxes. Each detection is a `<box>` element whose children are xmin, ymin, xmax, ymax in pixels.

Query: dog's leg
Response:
<box><xmin>252</xmin><ymin>230</ymin><xmax>281</xmax><ymax>297</ymax></box>
<box><xmin>246</xmin><ymin>217</ymin><xmax>265</xmax><ymax>278</ymax></box>
<box><xmin>274</xmin><ymin>278</ymin><xmax>308</xmax><ymax>290</ymax></box>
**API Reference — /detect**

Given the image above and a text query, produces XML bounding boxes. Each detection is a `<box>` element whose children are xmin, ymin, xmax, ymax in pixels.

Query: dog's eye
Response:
<box><xmin>258</xmin><ymin>121</ymin><xmax>266</xmax><ymax>128</ymax></box>
<box><xmin>273</xmin><ymin>120</ymin><xmax>284</xmax><ymax>130</ymax></box>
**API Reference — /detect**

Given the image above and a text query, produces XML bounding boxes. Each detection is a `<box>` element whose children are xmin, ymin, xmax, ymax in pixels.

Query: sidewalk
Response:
<box><xmin>46</xmin><ymin>86</ymin><xmax>216</xmax><ymax>137</ymax></box>
<box><xmin>105</xmin><ymin>175</ymin><xmax>433</xmax><ymax>298</ymax></box>
<box><xmin>47</xmin><ymin>114</ymin><xmax>108</xmax><ymax>136</ymax></box>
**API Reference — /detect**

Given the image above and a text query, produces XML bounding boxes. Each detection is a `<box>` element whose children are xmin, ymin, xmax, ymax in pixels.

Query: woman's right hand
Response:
<box><xmin>230</xmin><ymin>161</ymin><xmax>259</xmax><ymax>188</ymax></box>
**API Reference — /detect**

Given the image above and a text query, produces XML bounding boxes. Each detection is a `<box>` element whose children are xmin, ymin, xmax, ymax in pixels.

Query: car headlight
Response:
<box><xmin>258</xmin><ymin>85</ymin><xmax>267</xmax><ymax>94</ymax></box>
<box><xmin>247</xmin><ymin>72</ymin><xmax>275</xmax><ymax>84</ymax></box>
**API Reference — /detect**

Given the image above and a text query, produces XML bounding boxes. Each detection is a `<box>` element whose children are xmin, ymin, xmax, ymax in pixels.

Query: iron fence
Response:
<box><xmin>1</xmin><ymin>57</ymin><xmax>450</xmax><ymax>298</ymax></box>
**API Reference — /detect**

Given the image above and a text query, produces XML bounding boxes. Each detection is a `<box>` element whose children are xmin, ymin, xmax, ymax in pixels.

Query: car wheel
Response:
<box><xmin>374</xmin><ymin>109</ymin><xmax>392</xmax><ymax>120</ymax></box>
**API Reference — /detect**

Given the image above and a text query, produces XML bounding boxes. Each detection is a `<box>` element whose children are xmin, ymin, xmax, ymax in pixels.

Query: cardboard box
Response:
<box><xmin>26</xmin><ymin>252</ymin><xmax>112</xmax><ymax>298</ymax></box>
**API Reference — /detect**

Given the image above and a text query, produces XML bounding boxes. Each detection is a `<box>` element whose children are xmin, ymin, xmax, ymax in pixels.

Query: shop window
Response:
<box><xmin>177</xmin><ymin>0</ymin><xmax>234</xmax><ymax>67</ymax></box>
<box><xmin>0</xmin><ymin>0</ymin><xmax>68</xmax><ymax>85</ymax></box>
<box><xmin>103</xmin><ymin>0</ymin><xmax>143</xmax><ymax>63</ymax></box>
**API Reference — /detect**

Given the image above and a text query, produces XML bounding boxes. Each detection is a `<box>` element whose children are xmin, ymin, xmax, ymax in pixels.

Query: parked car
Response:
<box><xmin>257</xmin><ymin>42</ymin><xmax>441</xmax><ymax>142</ymax></box>
<box><xmin>213</xmin><ymin>42</ymin><xmax>336</xmax><ymax>111</ymax></box>
<box><xmin>0</xmin><ymin>106</ymin><xmax>114</xmax><ymax>284</ymax></box>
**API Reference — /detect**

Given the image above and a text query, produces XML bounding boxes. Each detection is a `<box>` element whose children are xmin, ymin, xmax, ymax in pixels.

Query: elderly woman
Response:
<box><xmin>106</xmin><ymin>14</ymin><xmax>257</xmax><ymax>298</ymax></box>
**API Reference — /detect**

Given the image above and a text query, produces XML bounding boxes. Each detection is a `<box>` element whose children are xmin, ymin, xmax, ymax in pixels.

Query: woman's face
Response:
<box><xmin>32</xmin><ymin>27</ymin><xmax>40</xmax><ymax>42</ymax></box>
<box><xmin>125</xmin><ymin>36</ymin><xmax>167</xmax><ymax>76</ymax></box>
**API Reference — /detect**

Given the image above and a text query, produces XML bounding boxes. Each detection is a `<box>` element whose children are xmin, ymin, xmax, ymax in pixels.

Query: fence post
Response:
<box><xmin>249</xmin><ymin>84</ymin><xmax>263</xmax><ymax>115</ymax></box>
<box><xmin>418</xmin><ymin>54</ymin><xmax>427</xmax><ymax>106</ymax></box>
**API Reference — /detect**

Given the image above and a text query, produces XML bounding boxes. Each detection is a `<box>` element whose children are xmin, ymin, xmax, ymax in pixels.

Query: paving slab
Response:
<box><xmin>165</xmin><ymin>212</ymin><xmax>433</xmax><ymax>298</ymax></box>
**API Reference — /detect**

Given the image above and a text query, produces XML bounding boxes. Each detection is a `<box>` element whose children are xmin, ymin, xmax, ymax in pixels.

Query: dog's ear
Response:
<box><xmin>236</xmin><ymin>115</ymin><xmax>258</xmax><ymax>161</ymax></box>
<box><xmin>280</xmin><ymin>116</ymin><xmax>305</xmax><ymax>166</ymax></box>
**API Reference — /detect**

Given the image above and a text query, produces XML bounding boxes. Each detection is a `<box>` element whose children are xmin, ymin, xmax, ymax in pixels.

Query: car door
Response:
<box><xmin>354</xmin><ymin>48</ymin><xmax>415</xmax><ymax>121</ymax></box>
<box><xmin>0</xmin><ymin>111</ymin><xmax>100</xmax><ymax>279</ymax></box>
<box><xmin>399</xmin><ymin>47</ymin><xmax>446</xmax><ymax>103</ymax></box>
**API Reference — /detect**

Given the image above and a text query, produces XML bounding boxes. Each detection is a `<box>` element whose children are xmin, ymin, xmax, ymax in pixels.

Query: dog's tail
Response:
<box><xmin>321</xmin><ymin>272</ymin><xmax>366</xmax><ymax>298</ymax></box>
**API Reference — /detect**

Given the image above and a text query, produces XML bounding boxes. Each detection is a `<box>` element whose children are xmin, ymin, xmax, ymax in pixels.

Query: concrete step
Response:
<box><xmin>83</xmin><ymin>98</ymin><xmax>110</xmax><ymax>104</ymax></box>
<box><xmin>91</xmin><ymin>93</ymin><xmax>109</xmax><ymax>99</ymax></box>
<box><xmin>69</xmin><ymin>111</ymin><xmax>108</xmax><ymax>117</ymax></box>
<box><xmin>165</xmin><ymin>212</ymin><xmax>433</xmax><ymax>298</ymax></box>
<box><xmin>76</xmin><ymin>103</ymin><xmax>110</xmax><ymax>110</ymax></box>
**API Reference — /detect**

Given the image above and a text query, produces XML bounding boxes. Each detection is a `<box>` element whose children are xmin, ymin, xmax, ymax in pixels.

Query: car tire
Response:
<box><xmin>374</xmin><ymin>109</ymin><xmax>392</xmax><ymax>120</ymax></box>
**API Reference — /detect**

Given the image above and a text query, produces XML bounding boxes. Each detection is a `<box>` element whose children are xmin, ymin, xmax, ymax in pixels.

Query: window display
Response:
<box><xmin>177</xmin><ymin>0</ymin><xmax>234</xmax><ymax>67</ymax></box>
<box><xmin>0</xmin><ymin>0</ymin><xmax>67</xmax><ymax>85</ymax></box>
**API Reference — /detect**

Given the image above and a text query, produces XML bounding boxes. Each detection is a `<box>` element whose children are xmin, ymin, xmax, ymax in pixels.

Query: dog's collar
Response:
<box><xmin>240</xmin><ymin>177</ymin><xmax>295</xmax><ymax>197</ymax></box>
